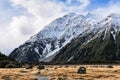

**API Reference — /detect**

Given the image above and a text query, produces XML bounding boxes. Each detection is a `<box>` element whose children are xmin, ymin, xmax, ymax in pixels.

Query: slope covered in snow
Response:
<box><xmin>9</xmin><ymin>12</ymin><xmax>120</xmax><ymax>63</ymax></box>
<box><xmin>52</xmin><ymin>13</ymin><xmax>120</xmax><ymax>64</ymax></box>
<box><xmin>9</xmin><ymin>12</ymin><xmax>97</xmax><ymax>63</ymax></box>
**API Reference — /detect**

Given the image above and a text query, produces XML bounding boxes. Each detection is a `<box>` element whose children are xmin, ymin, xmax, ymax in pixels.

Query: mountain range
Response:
<box><xmin>9</xmin><ymin>12</ymin><xmax>120</xmax><ymax>64</ymax></box>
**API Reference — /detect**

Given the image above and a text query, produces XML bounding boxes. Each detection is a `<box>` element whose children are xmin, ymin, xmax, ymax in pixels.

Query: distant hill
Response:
<box><xmin>0</xmin><ymin>52</ymin><xmax>21</xmax><ymax>68</ymax></box>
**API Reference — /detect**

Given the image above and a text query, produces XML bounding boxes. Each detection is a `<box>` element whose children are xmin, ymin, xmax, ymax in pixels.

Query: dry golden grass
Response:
<box><xmin>0</xmin><ymin>65</ymin><xmax>120</xmax><ymax>80</ymax></box>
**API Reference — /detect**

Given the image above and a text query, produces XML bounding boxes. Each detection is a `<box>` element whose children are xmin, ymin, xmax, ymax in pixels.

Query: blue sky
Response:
<box><xmin>59</xmin><ymin>0</ymin><xmax>109</xmax><ymax>10</ymax></box>
<box><xmin>0</xmin><ymin>0</ymin><xmax>120</xmax><ymax>55</ymax></box>
<box><xmin>0</xmin><ymin>0</ymin><xmax>24</xmax><ymax>25</ymax></box>
<box><xmin>87</xmin><ymin>0</ymin><xmax>109</xmax><ymax>10</ymax></box>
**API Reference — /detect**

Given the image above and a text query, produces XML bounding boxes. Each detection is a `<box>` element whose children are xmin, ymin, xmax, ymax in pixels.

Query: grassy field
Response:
<box><xmin>0</xmin><ymin>65</ymin><xmax>120</xmax><ymax>80</ymax></box>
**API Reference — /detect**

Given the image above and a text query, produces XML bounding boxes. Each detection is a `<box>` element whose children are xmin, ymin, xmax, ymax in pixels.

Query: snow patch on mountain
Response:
<box><xmin>9</xmin><ymin>12</ymin><xmax>120</xmax><ymax>63</ymax></box>
<box><xmin>25</xmin><ymin>12</ymin><xmax>97</xmax><ymax>61</ymax></box>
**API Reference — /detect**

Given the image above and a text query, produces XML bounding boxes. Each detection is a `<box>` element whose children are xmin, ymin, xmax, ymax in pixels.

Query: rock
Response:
<box><xmin>2</xmin><ymin>75</ymin><xmax>10</xmax><ymax>80</ymax></box>
<box><xmin>106</xmin><ymin>65</ymin><xmax>113</xmax><ymax>68</ymax></box>
<box><xmin>77</xmin><ymin>67</ymin><xmax>86</xmax><ymax>74</ymax></box>
<box><xmin>65</xmin><ymin>65</ymin><xmax>69</xmax><ymax>68</ymax></box>
<box><xmin>55</xmin><ymin>67</ymin><xmax>57</xmax><ymax>69</ymax></box>
<box><xmin>25</xmin><ymin>65</ymin><xmax>33</xmax><ymax>69</ymax></box>
<box><xmin>5</xmin><ymin>64</ymin><xmax>17</xmax><ymax>68</ymax></box>
<box><xmin>57</xmin><ymin>77</ymin><xmax>67</xmax><ymax>80</ymax></box>
<box><xmin>37</xmin><ymin>65</ymin><xmax>45</xmax><ymax>70</ymax></box>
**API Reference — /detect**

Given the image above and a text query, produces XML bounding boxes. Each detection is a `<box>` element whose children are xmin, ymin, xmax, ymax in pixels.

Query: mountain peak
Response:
<box><xmin>106</xmin><ymin>13</ymin><xmax>120</xmax><ymax>21</ymax></box>
<box><xmin>107</xmin><ymin>13</ymin><xmax>120</xmax><ymax>18</ymax></box>
<box><xmin>98</xmin><ymin>13</ymin><xmax>120</xmax><ymax>27</ymax></box>
<box><xmin>85</xmin><ymin>12</ymin><xmax>93</xmax><ymax>17</ymax></box>
<box><xmin>63</xmin><ymin>12</ymin><xmax>77</xmax><ymax>18</ymax></box>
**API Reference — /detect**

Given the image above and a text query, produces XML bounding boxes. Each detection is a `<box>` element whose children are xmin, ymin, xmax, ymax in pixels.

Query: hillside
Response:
<box><xmin>0</xmin><ymin>52</ymin><xmax>21</xmax><ymax>68</ymax></box>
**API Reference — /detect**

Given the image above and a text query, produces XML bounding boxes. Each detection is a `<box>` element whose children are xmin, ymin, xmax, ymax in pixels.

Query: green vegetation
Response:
<box><xmin>52</xmin><ymin>31</ymin><xmax>120</xmax><ymax>64</ymax></box>
<box><xmin>0</xmin><ymin>52</ymin><xmax>21</xmax><ymax>68</ymax></box>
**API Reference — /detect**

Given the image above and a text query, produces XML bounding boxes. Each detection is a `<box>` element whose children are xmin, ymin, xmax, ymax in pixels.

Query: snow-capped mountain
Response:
<box><xmin>9</xmin><ymin>12</ymin><xmax>95</xmax><ymax>63</ymax></box>
<box><xmin>9</xmin><ymin>12</ymin><xmax>120</xmax><ymax>64</ymax></box>
<box><xmin>52</xmin><ymin>13</ymin><xmax>120</xmax><ymax>64</ymax></box>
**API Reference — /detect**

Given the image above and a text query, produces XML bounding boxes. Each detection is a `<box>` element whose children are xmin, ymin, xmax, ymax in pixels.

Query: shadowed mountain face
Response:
<box><xmin>52</xmin><ymin>31</ymin><xmax>120</xmax><ymax>64</ymax></box>
<box><xmin>9</xmin><ymin>13</ymin><xmax>120</xmax><ymax>64</ymax></box>
<box><xmin>0</xmin><ymin>52</ymin><xmax>21</xmax><ymax>68</ymax></box>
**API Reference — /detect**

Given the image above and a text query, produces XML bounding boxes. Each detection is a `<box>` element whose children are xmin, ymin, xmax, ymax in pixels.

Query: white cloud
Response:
<box><xmin>77</xmin><ymin>0</ymin><xmax>90</xmax><ymax>10</ymax></box>
<box><xmin>92</xmin><ymin>1</ymin><xmax>120</xmax><ymax>18</ymax></box>
<box><xmin>9</xmin><ymin>0</ymin><xmax>91</xmax><ymax>28</ymax></box>
<box><xmin>10</xmin><ymin>16</ymin><xmax>36</xmax><ymax>35</ymax></box>
<box><xmin>0</xmin><ymin>16</ymin><xmax>33</xmax><ymax>55</ymax></box>
<box><xmin>65</xmin><ymin>0</ymin><xmax>72</xmax><ymax>5</ymax></box>
<box><xmin>64</xmin><ymin>0</ymin><xmax>90</xmax><ymax>13</ymax></box>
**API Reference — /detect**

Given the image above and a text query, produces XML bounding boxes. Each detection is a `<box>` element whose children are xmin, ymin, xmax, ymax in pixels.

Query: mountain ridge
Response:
<box><xmin>9</xmin><ymin>12</ymin><xmax>120</xmax><ymax>64</ymax></box>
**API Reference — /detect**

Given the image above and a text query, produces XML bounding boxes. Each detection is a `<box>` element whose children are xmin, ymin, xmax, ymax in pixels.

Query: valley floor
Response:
<box><xmin>0</xmin><ymin>65</ymin><xmax>120</xmax><ymax>80</ymax></box>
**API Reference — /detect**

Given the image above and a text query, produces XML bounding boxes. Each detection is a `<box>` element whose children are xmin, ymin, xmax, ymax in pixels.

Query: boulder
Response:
<box><xmin>77</xmin><ymin>67</ymin><xmax>86</xmax><ymax>74</ymax></box>
<box><xmin>5</xmin><ymin>64</ymin><xmax>17</xmax><ymax>68</ymax></box>
<box><xmin>25</xmin><ymin>65</ymin><xmax>33</xmax><ymax>69</ymax></box>
<box><xmin>37</xmin><ymin>65</ymin><xmax>45</xmax><ymax>70</ymax></box>
<box><xmin>106</xmin><ymin>65</ymin><xmax>113</xmax><ymax>68</ymax></box>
